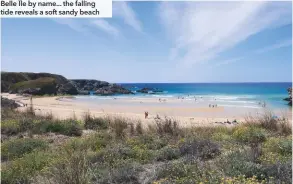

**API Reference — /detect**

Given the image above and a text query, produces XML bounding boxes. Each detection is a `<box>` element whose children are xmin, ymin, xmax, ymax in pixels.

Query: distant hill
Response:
<box><xmin>1</xmin><ymin>72</ymin><xmax>133</xmax><ymax>96</ymax></box>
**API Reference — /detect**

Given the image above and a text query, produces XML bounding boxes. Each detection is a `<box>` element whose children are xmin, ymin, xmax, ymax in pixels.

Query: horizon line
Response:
<box><xmin>117</xmin><ymin>82</ymin><xmax>293</xmax><ymax>84</ymax></box>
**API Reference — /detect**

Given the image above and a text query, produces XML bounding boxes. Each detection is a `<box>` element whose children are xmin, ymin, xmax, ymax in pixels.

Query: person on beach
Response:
<box><xmin>209</xmin><ymin>104</ymin><xmax>211</xmax><ymax>108</ymax></box>
<box><xmin>145</xmin><ymin>111</ymin><xmax>149</xmax><ymax>119</ymax></box>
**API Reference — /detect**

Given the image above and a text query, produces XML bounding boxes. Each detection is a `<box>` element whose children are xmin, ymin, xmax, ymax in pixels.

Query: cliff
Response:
<box><xmin>1</xmin><ymin>72</ymin><xmax>132</xmax><ymax>96</ymax></box>
<box><xmin>70</xmin><ymin>79</ymin><xmax>133</xmax><ymax>95</ymax></box>
<box><xmin>287</xmin><ymin>87</ymin><xmax>292</xmax><ymax>106</ymax></box>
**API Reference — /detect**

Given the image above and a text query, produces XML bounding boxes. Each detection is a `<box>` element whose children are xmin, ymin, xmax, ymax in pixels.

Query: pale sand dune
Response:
<box><xmin>2</xmin><ymin>93</ymin><xmax>292</xmax><ymax>127</ymax></box>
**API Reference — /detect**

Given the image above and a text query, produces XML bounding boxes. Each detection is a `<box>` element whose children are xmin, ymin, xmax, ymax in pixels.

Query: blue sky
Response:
<box><xmin>1</xmin><ymin>1</ymin><xmax>292</xmax><ymax>83</ymax></box>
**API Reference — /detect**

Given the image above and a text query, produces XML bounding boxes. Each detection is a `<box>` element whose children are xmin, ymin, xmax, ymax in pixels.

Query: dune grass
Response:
<box><xmin>1</xmin><ymin>108</ymin><xmax>292</xmax><ymax>184</ymax></box>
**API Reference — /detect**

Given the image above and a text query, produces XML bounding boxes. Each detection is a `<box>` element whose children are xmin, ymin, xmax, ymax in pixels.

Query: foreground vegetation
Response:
<box><xmin>1</xmin><ymin>108</ymin><xmax>292</xmax><ymax>184</ymax></box>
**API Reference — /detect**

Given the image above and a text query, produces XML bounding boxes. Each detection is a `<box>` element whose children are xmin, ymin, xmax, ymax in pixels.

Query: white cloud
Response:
<box><xmin>91</xmin><ymin>20</ymin><xmax>120</xmax><ymax>37</ymax></box>
<box><xmin>53</xmin><ymin>2</ymin><xmax>142</xmax><ymax>36</ymax></box>
<box><xmin>213</xmin><ymin>57</ymin><xmax>244</xmax><ymax>67</ymax></box>
<box><xmin>159</xmin><ymin>2</ymin><xmax>291</xmax><ymax>66</ymax></box>
<box><xmin>113</xmin><ymin>2</ymin><xmax>142</xmax><ymax>33</ymax></box>
<box><xmin>255</xmin><ymin>39</ymin><xmax>292</xmax><ymax>54</ymax></box>
<box><xmin>52</xmin><ymin>19</ymin><xmax>91</xmax><ymax>34</ymax></box>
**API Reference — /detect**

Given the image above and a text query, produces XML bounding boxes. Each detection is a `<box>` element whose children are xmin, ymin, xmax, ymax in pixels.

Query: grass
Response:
<box><xmin>83</xmin><ymin>111</ymin><xmax>109</xmax><ymax>130</ymax></box>
<box><xmin>10</xmin><ymin>77</ymin><xmax>56</xmax><ymax>91</ymax></box>
<box><xmin>1</xmin><ymin>108</ymin><xmax>292</xmax><ymax>184</ymax></box>
<box><xmin>1</xmin><ymin>138</ymin><xmax>49</xmax><ymax>161</ymax></box>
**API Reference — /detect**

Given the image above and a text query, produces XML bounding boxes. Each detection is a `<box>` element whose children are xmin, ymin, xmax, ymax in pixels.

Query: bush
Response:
<box><xmin>155</xmin><ymin>161</ymin><xmax>222</xmax><ymax>183</ymax></box>
<box><xmin>136</xmin><ymin>121</ymin><xmax>143</xmax><ymax>135</ymax></box>
<box><xmin>93</xmin><ymin>145</ymin><xmax>135</xmax><ymax>165</ymax></box>
<box><xmin>126</xmin><ymin>135</ymin><xmax>168</xmax><ymax>150</ymax></box>
<box><xmin>33</xmin><ymin>119</ymin><xmax>83</xmax><ymax>136</ymax></box>
<box><xmin>179</xmin><ymin>139</ymin><xmax>221</xmax><ymax>160</ymax></box>
<box><xmin>96</xmin><ymin>161</ymin><xmax>142</xmax><ymax>184</ymax></box>
<box><xmin>109</xmin><ymin>117</ymin><xmax>128</xmax><ymax>138</ymax></box>
<box><xmin>263</xmin><ymin>137</ymin><xmax>292</xmax><ymax>156</ymax></box>
<box><xmin>245</xmin><ymin>111</ymin><xmax>292</xmax><ymax>135</ymax></box>
<box><xmin>1</xmin><ymin>120</ymin><xmax>21</xmax><ymax>136</ymax></box>
<box><xmin>262</xmin><ymin>161</ymin><xmax>292</xmax><ymax>184</ymax></box>
<box><xmin>156</xmin><ymin>146</ymin><xmax>180</xmax><ymax>161</ymax></box>
<box><xmin>85</xmin><ymin>132</ymin><xmax>113</xmax><ymax>152</ymax></box>
<box><xmin>83</xmin><ymin>112</ymin><xmax>109</xmax><ymax>130</ymax></box>
<box><xmin>1</xmin><ymin>138</ymin><xmax>49</xmax><ymax>161</ymax></box>
<box><xmin>43</xmin><ymin>150</ymin><xmax>91</xmax><ymax>184</ymax></box>
<box><xmin>233</xmin><ymin>126</ymin><xmax>267</xmax><ymax>145</ymax></box>
<box><xmin>216</xmin><ymin>149</ymin><xmax>265</xmax><ymax>179</ymax></box>
<box><xmin>211</xmin><ymin>132</ymin><xmax>232</xmax><ymax>142</ymax></box>
<box><xmin>155</xmin><ymin>118</ymin><xmax>180</xmax><ymax>137</ymax></box>
<box><xmin>1</xmin><ymin>151</ymin><xmax>55</xmax><ymax>184</ymax></box>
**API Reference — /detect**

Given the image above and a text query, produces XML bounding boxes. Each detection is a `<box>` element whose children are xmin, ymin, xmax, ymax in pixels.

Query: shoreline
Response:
<box><xmin>2</xmin><ymin>93</ymin><xmax>292</xmax><ymax>127</ymax></box>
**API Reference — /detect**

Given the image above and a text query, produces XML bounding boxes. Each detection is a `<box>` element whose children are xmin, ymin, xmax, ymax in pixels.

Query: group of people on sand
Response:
<box><xmin>159</xmin><ymin>98</ymin><xmax>167</xmax><ymax>102</ymax></box>
<box><xmin>209</xmin><ymin>104</ymin><xmax>218</xmax><ymax>108</ymax></box>
<box><xmin>258</xmin><ymin>101</ymin><xmax>266</xmax><ymax>108</ymax></box>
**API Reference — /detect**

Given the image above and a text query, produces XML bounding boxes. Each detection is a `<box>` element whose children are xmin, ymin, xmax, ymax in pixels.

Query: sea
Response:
<box><xmin>74</xmin><ymin>82</ymin><xmax>292</xmax><ymax>110</ymax></box>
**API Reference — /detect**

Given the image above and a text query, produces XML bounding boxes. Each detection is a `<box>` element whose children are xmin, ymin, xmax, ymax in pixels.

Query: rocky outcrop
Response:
<box><xmin>287</xmin><ymin>87</ymin><xmax>292</xmax><ymax>106</ymax></box>
<box><xmin>57</xmin><ymin>82</ymin><xmax>78</xmax><ymax>95</ymax></box>
<box><xmin>284</xmin><ymin>87</ymin><xmax>292</xmax><ymax>106</ymax></box>
<box><xmin>1</xmin><ymin>97</ymin><xmax>21</xmax><ymax>109</ymax></box>
<box><xmin>70</xmin><ymin>80</ymin><xmax>133</xmax><ymax>95</ymax></box>
<box><xmin>1</xmin><ymin>72</ymin><xmax>67</xmax><ymax>92</ymax></box>
<box><xmin>70</xmin><ymin>79</ymin><xmax>110</xmax><ymax>91</ymax></box>
<box><xmin>95</xmin><ymin>84</ymin><xmax>134</xmax><ymax>95</ymax></box>
<box><xmin>137</xmin><ymin>87</ymin><xmax>163</xmax><ymax>94</ymax></box>
<box><xmin>9</xmin><ymin>77</ymin><xmax>58</xmax><ymax>96</ymax></box>
<box><xmin>2</xmin><ymin>72</ymin><xmax>133</xmax><ymax>96</ymax></box>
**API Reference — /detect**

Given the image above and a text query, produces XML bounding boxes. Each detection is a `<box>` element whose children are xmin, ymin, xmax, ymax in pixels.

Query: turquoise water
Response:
<box><xmin>77</xmin><ymin>83</ymin><xmax>292</xmax><ymax>110</ymax></box>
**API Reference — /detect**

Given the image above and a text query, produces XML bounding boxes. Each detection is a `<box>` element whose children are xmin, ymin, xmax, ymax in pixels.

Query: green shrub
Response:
<box><xmin>109</xmin><ymin>117</ymin><xmax>128</xmax><ymax>138</ymax></box>
<box><xmin>85</xmin><ymin>132</ymin><xmax>113</xmax><ymax>152</ymax></box>
<box><xmin>42</xmin><ymin>150</ymin><xmax>91</xmax><ymax>184</ymax></box>
<box><xmin>156</xmin><ymin>146</ymin><xmax>180</xmax><ymax>161</ymax></box>
<box><xmin>179</xmin><ymin>139</ymin><xmax>221</xmax><ymax>160</ymax></box>
<box><xmin>263</xmin><ymin>137</ymin><xmax>292</xmax><ymax>156</ymax></box>
<box><xmin>216</xmin><ymin>149</ymin><xmax>265</xmax><ymax>179</ymax></box>
<box><xmin>155</xmin><ymin>161</ymin><xmax>222</xmax><ymax>184</ymax></box>
<box><xmin>10</xmin><ymin>77</ymin><xmax>57</xmax><ymax>95</ymax></box>
<box><xmin>1</xmin><ymin>151</ymin><xmax>55</xmax><ymax>184</ymax></box>
<box><xmin>83</xmin><ymin>112</ymin><xmax>109</xmax><ymax>130</ymax></box>
<box><xmin>262</xmin><ymin>161</ymin><xmax>292</xmax><ymax>184</ymax></box>
<box><xmin>233</xmin><ymin>126</ymin><xmax>267</xmax><ymax>145</ymax></box>
<box><xmin>33</xmin><ymin>119</ymin><xmax>82</xmax><ymax>136</ymax></box>
<box><xmin>1</xmin><ymin>138</ymin><xmax>49</xmax><ymax>161</ymax></box>
<box><xmin>245</xmin><ymin>111</ymin><xmax>292</xmax><ymax>136</ymax></box>
<box><xmin>92</xmin><ymin>145</ymin><xmax>135</xmax><ymax>165</ymax></box>
<box><xmin>1</xmin><ymin>120</ymin><xmax>21</xmax><ymax>136</ymax></box>
<box><xmin>95</xmin><ymin>161</ymin><xmax>142</xmax><ymax>184</ymax></box>
<box><xmin>126</xmin><ymin>135</ymin><xmax>168</xmax><ymax>150</ymax></box>
<box><xmin>211</xmin><ymin>132</ymin><xmax>232</xmax><ymax>142</ymax></box>
<box><xmin>155</xmin><ymin>118</ymin><xmax>180</xmax><ymax>137</ymax></box>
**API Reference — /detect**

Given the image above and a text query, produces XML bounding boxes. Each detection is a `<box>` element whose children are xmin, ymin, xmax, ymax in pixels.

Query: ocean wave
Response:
<box><xmin>220</xmin><ymin>104</ymin><xmax>261</xmax><ymax>109</ymax></box>
<box><xmin>215</xmin><ymin>100</ymin><xmax>257</xmax><ymax>104</ymax></box>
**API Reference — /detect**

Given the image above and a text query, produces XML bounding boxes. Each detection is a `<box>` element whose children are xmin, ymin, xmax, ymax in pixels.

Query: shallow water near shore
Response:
<box><xmin>74</xmin><ymin>82</ymin><xmax>292</xmax><ymax>109</ymax></box>
<box><xmin>68</xmin><ymin>83</ymin><xmax>292</xmax><ymax>120</ymax></box>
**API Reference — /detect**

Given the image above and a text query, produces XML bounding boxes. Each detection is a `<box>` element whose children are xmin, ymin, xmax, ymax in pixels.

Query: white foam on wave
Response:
<box><xmin>215</xmin><ymin>100</ymin><xmax>257</xmax><ymax>104</ymax></box>
<box><xmin>220</xmin><ymin>104</ymin><xmax>261</xmax><ymax>109</ymax></box>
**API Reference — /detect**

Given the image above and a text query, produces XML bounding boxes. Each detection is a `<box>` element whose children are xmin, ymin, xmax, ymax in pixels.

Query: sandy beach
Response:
<box><xmin>2</xmin><ymin>93</ymin><xmax>292</xmax><ymax>127</ymax></box>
